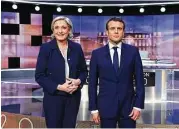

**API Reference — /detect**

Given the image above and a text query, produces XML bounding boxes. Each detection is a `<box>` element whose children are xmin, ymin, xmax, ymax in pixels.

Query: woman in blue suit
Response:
<box><xmin>35</xmin><ymin>16</ymin><xmax>88</xmax><ymax>128</ymax></box>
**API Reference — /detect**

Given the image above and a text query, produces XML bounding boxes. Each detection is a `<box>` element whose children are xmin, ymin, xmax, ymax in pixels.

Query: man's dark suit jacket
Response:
<box><xmin>89</xmin><ymin>43</ymin><xmax>145</xmax><ymax>118</ymax></box>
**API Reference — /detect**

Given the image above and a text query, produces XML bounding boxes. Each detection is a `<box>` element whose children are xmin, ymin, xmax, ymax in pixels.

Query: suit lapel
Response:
<box><xmin>104</xmin><ymin>44</ymin><xmax>118</xmax><ymax>78</ymax></box>
<box><xmin>117</xmin><ymin>43</ymin><xmax>127</xmax><ymax>77</ymax></box>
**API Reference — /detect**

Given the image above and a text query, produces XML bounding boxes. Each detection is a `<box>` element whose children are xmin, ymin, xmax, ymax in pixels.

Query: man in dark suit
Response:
<box><xmin>88</xmin><ymin>17</ymin><xmax>145</xmax><ymax>128</ymax></box>
<box><xmin>35</xmin><ymin>16</ymin><xmax>88</xmax><ymax>128</ymax></box>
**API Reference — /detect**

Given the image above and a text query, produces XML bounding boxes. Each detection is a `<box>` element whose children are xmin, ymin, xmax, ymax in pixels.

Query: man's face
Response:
<box><xmin>53</xmin><ymin>20</ymin><xmax>70</xmax><ymax>42</ymax></box>
<box><xmin>106</xmin><ymin>21</ymin><xmax>124</xmax><ymax>44</ymax></box>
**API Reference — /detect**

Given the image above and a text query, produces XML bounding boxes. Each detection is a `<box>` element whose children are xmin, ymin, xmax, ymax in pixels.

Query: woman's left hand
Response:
<box><xmin>67</xmin><ymin>78</ymin><xmax>81</xmax><ymax>86</ymax></box>
<box><xmin>67</xmin><ymin>78</ymin><xmax>81</xmax><ymax>94</ymax></box>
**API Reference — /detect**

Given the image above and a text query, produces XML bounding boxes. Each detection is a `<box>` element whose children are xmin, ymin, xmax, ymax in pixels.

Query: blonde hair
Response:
<box><xmin>51</xmin><ymin>16</ymin><xmax>73</xmax><ymax>39</ymax></box>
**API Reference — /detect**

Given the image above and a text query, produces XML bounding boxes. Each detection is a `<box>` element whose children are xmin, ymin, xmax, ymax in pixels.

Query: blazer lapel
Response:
<box><xmin>50</xmin><ymin>39</ymin><xmax>65</xmax><ymax>61</ymax></box>
<box><xmin>67</xmin><ymin>40</ymin><xmax>73</xmax><ymax>76</ymax></box>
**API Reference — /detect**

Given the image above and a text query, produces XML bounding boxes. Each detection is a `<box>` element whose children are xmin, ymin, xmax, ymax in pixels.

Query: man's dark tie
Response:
<box><xmin>113</xmin><ymin>47</ymin><xmax>119</xmax><ymax>73</ymax></box>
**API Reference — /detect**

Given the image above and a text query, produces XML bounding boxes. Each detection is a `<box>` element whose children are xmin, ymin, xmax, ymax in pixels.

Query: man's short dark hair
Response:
<box><xmin>106</xmin><ymin>17</ymin><xmax>125</xmax><ymax>30</ymax></box>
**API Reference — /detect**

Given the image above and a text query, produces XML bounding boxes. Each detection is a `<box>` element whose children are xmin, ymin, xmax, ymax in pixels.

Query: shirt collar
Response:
<box><xmin>108</xmin><ymin>41</ymin><xmax>122</xmax><ymax>50</ymax></box>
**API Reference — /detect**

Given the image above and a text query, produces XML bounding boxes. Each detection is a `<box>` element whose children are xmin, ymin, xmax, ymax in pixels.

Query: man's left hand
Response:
<box><xmin>129</xmin><ymin>108</ymin><xmax>141</xmax><ymax>121</ymax></box>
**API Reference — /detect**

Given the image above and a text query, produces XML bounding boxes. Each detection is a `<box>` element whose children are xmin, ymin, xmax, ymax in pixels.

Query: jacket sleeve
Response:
<box><xmin>134</xmin><ymin>48</ymin><xmax>145</xmax><ymax>109</ymax></box>
<box><xmin>78</xmin><ymin>45</ymin><xmax>88</xmax><ymax>88</ymax></box>
<box><xmin>35</xmin><ymin>44</ymin><xmax>58</xmax><ymax>95</ymax></box>
<box><xmin>88</xmin><ymin>50</ymin><xmax>99</xmax><ymax>111</ymax></box>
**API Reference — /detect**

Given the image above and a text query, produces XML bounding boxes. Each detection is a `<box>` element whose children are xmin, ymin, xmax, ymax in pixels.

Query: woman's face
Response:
<box><xmin>53</xmin><ymin>19</ymin><xmax>71</xmax><ymax>42</ymax></box>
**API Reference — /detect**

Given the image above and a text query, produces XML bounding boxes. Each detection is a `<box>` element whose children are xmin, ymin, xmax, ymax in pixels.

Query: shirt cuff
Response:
<box><xmin>91</xmin><ymin>110</ymin><xmax>99</xmax><ymax>114</ymax></box>
<box><xmin>133</xmin><ymin>107</ymin><xmax>141</xmax><ymax>111</ymax></box>
<box><xmin>91</xmin><ymin>108</ymin><xmax>141</xmax><ymax>114</ymax></box>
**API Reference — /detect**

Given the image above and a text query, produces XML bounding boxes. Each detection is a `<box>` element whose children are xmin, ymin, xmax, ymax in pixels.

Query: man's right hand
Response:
<box><xmin>57</xmin><ymin>80</ymin><xmax>73</xmax><ymax>93</ymax></box>
<box><xmin>91</xmin><ymin>112</ymin><xmax>100</xmax><ymax>124</ymax></box>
